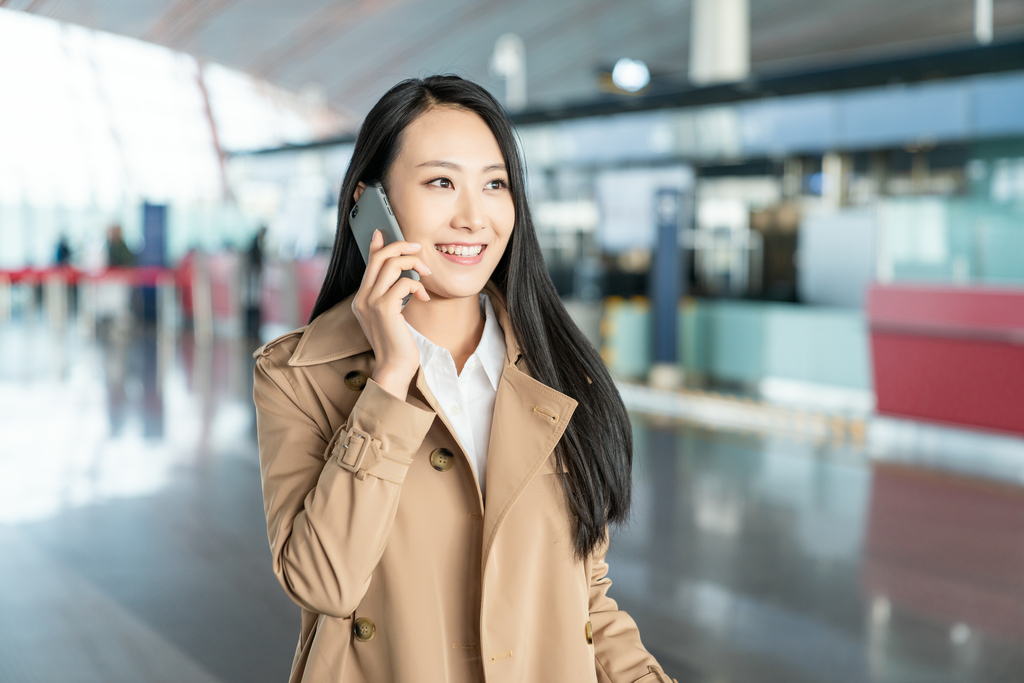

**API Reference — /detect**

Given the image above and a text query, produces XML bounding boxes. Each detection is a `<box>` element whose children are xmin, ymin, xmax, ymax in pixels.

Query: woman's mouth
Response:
<box><xmin>434</xmin><ymin>243</ymin><xmax>486</xmax><ymax>265</ymax></box>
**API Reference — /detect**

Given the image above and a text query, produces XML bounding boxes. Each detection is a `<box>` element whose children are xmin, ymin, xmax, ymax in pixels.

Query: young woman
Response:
<box><xmin>253</xmin><ymin>75</ymin><xmax>675</xmax><ymax>683</ymax></box>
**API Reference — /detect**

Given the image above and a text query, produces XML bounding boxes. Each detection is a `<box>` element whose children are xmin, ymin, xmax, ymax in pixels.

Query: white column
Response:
<box><xmin>822</xmin><ymin>152</ymin><xmax>852</xmax><ymax>208</ymax></box>
<box><xmin>689</xmin><ymin>0</ymin><xmax>750</xmax><ymax>85</ymax></box>
<box><xmin>491</xmin><ymin>34</ymin><xmax>527</xmax><ymax>112</ymax></box>
<box><xmin>975</xmin><ymin>0</ymin><xmax>994</xmax><ymax>44</ymax></box>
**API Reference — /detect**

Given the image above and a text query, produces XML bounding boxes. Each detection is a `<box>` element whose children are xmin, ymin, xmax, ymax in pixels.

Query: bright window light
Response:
<box><xmin>0</xmin><ymin>8</ymin><xmax>335</xmax><ymax>267</ymax></box>
<box><xmin>0</xmin><ymin>8</ymin><xmax>323</xmax><ymax>210</ymax></box>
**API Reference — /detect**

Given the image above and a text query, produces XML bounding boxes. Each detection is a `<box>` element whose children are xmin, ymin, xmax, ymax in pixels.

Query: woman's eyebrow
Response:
<box><xmin>416</xmin><ymin>160</ymin><xmax>506</xmax><ymax>172</ymax></box>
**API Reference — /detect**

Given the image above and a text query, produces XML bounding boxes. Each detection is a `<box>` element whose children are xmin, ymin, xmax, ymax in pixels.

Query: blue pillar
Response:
<box><xmin>650</xmin><ymin>188</ymin><xmax>686</xmax><ymax>365</ymax></box>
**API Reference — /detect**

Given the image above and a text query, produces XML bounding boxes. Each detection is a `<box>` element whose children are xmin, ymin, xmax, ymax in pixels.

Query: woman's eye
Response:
<box><xmin>487</xmin><ymin>179</ymin><xmax>509</xmax><ymax>190</ymax></box>
<box><xmin>428</xmin><ymin>177</ymin><xmax>453</xmax><ymax>189</ymax></box>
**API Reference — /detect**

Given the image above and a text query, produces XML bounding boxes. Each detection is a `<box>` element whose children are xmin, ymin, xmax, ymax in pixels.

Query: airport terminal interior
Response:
<box><xmin>2</xmin><ymin>2</ymin><xmax>1024</xmax><ymax>682</ymax></box>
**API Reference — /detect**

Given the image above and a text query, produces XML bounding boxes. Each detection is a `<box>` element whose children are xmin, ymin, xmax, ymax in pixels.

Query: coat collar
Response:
<box><xmin>288</xmin><ymin>279</ymin><xmax>522</xmax><ymax>369</ymax></box>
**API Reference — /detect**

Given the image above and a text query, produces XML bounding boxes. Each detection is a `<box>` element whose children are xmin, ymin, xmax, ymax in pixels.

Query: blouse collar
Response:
<box><xmin>405</xmin><ymin>292</ymin><xmax>506</xmax><ymax>392</ymax></box>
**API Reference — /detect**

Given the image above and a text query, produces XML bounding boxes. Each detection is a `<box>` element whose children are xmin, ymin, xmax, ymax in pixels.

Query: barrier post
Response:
<box><xmin>45</xmin><ymin>272</ymin><xmax>68</xmax><ymax>330</ymax></box>
<box><xmin>79</xmin><ymin>277</ymin><xmax>96</xmax><ymax>341</ymax></box>
<box><xmin>192</xmin><ymin>251</ymin><xmax>214</xmax><ymax>346</ymax></box>
<box><xmin>0</xmin><ymin>274</ymin><xmax>10</xmax><ymax>325</ymax></box>
<box><xmin>282</xmin><ymin>259</ymin><xmax>301</xmax><ymax>330</ymax></box>
<box><xmin>157</xmin><ymin>271</ymin><xmax>177</xmax><ymax>337</ymax></box>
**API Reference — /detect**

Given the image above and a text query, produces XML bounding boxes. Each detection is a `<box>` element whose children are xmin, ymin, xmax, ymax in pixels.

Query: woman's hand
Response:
<box><xmin>351</xmin><ymin>229</ymin><xmax>432</xmax><ymax>401</ymax></box>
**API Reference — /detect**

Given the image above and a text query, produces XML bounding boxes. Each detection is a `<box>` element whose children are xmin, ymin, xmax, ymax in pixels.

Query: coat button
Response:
<box><xmin>429</xmin><ymin>447</ymin><xmax>455</xmax><ymax>472</ymax></box>
<box><xmin>345</xmin><ymin>370</ymin><xmax>368</xmax><ymax>391</ymax></box>
<box><xmin>353</xmin><ymin>617</ymin><xmax>375</xmax><ymax>641</ymax></box>
<box><xmin>585</xmin><ymin>620</ymin><xmax>593</xmax><ymax>644</ymax></box>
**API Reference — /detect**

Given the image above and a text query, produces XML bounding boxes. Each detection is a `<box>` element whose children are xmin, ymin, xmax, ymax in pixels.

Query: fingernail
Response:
<box><xmin>423</xmin><ymin>266</ymin><xmax>432</xmax><ymax>274</ymax></box>
<box><xmin>409</xmin><ymin>242</ymin><xmax>421</xmax><ymax>248</ymax></box>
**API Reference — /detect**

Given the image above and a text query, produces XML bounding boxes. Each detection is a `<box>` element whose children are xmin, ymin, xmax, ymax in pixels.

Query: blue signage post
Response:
<box><xmin>139</xmin><ymin>202</ymin><xmax>167</xmax><ymax>322</ymax></box>
<box><xmin>650</xmin><ymin>188</ymin><xmax>686</xmax><ymax>368</ymax></box>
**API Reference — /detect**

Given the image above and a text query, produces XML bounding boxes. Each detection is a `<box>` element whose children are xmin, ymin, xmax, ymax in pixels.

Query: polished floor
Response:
<box><xmin>3</xmin><ymin>316</ymin><xmax>1024</xmax><ymax>683</ymax></box>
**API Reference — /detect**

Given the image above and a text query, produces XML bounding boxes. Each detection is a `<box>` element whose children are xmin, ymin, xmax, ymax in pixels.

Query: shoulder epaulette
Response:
<box><xmin>252</xmin><ymin>327</ymin><xmax>306</xmax><ymax>360</ymax></box>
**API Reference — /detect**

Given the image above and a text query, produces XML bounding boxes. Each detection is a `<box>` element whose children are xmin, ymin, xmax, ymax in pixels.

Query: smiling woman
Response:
<box><xmin>253</xmin><ymin>75</ymin><xmax>676</xmax><ymax>683</ymax></box>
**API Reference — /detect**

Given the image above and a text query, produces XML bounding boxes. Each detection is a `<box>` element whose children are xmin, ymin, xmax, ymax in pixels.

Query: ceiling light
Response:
<box><xmin>612</xmin><ymin>58</ymin><xmax>650</xmax><ymax>92</ymax></box>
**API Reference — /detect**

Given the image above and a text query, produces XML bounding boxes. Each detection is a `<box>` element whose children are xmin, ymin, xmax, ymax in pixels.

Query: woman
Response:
<box><xmin>253</xmin><ymin>75</ymin><xmax>675</xmax><ymax>683</ymax></box>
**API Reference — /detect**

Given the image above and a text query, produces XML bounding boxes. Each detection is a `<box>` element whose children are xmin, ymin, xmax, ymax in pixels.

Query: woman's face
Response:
<box><xmin>359</xmin><ymin>106</ymin><xmax>515</xmax><ymax>301</ymax></box>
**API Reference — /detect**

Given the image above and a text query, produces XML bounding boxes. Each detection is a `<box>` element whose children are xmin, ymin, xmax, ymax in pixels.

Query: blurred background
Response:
<box><xmin>2</xmin><ymin>1</ymin><xmax>1024</xmax><ymax>681</ymax></box>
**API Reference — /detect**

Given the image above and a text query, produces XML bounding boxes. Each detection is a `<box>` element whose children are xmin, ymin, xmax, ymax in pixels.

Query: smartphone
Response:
<box><xmin>348</xmin><ymin>181</ymin><xmax>419</xmax><ymax>308</ymax></box>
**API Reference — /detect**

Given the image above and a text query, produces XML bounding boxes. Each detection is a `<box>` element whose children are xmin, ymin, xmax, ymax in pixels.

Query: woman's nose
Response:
<box><xmin>452</xmin><ymin>190</ymin><xmax>486</xmax><ymax>231</ymax></box>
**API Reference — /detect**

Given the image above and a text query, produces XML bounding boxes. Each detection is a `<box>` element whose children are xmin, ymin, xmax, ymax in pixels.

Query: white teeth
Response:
<box><xmin>435</xmin><ymin>244</ymin><xmax>482</xmax><ymax>256</ymax></box>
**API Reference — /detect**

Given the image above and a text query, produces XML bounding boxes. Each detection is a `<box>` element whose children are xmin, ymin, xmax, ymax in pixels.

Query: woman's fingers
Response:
<box><xmin>369</xmin><ymin>272</ymin><xmax>429</xmax><ymax>314</ymax></box>
<box><xmin>369</xmin><ymin>255</ymin><xmax>432</xmax><ymax>301</ymax></box>
<box><xmin>357</xmin><ymin>229</ymin><xmax>384</xmax><ymax>290</ymax></box>
<box><xmin>366</xmin><ymin>233</ymin><xmax>421</xmax><ymax>277</ymax></box>
<box><xmin>358</xmin><ymin>231</ymin><xmax>424</xmax><ymax>302</ymax></box>
<box><xmin>381</xmin><ymin>272</ymin><xmax>431</xmax><ymax>306</ymax></box>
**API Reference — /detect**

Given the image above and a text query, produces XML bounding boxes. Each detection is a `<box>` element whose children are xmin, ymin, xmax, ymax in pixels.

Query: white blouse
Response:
<box><xmin>405</xmin><ymin>292</ymin><xmax>506</xmax><ymax>500</ymax></box>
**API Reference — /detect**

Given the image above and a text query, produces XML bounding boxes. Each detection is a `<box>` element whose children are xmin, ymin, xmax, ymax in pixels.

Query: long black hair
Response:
<box><xmin>310</xmin><ymin>75</ymin><xmax>632</xmax><ymax>560</ymax></box>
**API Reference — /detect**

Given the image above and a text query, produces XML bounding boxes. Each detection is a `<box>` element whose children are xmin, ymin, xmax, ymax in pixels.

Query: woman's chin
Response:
<box><xmin>422</xmin><ymin>279</ymin><xmax>490</xmax><ymax>301</ymax></box>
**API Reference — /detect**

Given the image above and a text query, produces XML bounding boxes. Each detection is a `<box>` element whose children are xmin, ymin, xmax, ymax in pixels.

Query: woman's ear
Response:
<box><xmin>352</xmin><ymin>182</ymin><xmax>367</xmax><ymax>204</ymax></box>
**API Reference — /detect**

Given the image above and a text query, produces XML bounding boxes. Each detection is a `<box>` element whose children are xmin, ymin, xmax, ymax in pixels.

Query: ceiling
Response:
<box><xmin>6</xmin><ymin>0</ymin><xmax>1024</xmax><ymax>125</ymax></box>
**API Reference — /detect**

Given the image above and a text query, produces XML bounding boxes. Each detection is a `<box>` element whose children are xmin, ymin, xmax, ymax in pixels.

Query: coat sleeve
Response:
<box><xmin>253</xmin><ymin>354</ymin><xmax>435</xmax><ymax>618</ymax></box>
<box><xmin>590</xmin><ymin>535</ymin><xmax>677</xmax><ymax>683</ymax></box>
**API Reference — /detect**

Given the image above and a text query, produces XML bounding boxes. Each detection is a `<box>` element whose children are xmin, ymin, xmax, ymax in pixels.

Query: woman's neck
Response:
<box><xmin>402</xmin><ymin>292</ymin><xmax>485</xmax><ymax>371</ymax></box>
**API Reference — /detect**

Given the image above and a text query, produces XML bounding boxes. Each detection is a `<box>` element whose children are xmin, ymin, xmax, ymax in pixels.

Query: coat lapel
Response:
<box><xmin>480</xmin><ymin>282</ymin><xmax>578</xmax><ymax>566</ymax></box>
<box><xmin>409</xmin><ymin>365</ymin><xmax>483</xmax><ymax>509</ymax></box>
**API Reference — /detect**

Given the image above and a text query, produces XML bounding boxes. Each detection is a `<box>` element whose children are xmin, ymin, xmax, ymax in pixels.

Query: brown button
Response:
<box><xmin>585</xmin><ymin>620</ymin><xmax>593</xmax><ymax>644</ymax></box>
<box><xmin>429</xmin><ymin>447</ymin><xmax>455</xmax><ymax>472</ymax></box>
<box><xmin>353</xmin><ymin>617</ymin><xmax>375</xmax><ymax>641</ymax></box>
<box><xmin>345</xmin><ymin>370</ymin><xmax>368</xmax><ymax>391</ymax></box>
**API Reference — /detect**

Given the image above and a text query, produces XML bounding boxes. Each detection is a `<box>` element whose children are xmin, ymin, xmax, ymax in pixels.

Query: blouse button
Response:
<box><xmin>450</xmin><ymin>404</ymin><xmax>463</xmax><ymax>416</ymax></box>
<box><xmin>345</xmin><ymin>370</ymin><xmax>368</xmax><ymax>391</ymax></box>
<box><xmin>429</xmin><ymin>447</ymin><xmax>455</xmax><ymax>472</ymax></box>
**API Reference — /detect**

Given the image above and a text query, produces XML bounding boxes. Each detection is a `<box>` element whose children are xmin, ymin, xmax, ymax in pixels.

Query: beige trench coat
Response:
<box><xmin>253</xmin><ymin>280</ymin><xmax>676</xmax><ymax>683</ymax></box>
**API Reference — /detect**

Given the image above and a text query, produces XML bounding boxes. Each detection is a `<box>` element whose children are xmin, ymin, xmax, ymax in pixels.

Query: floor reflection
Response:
<box><xmin>612</xmin><ymin>417</ymin><xmax>1024</xmax><ymax>683</ymax></box>
<box><xmin>2</xmin><ymin>319</ymin><xmax>1024</xmax><ymax>682</ymax></box>
<box><xmin>865</xmin><ymin>464</ymin><xmax>1024</xmax><ymax>643</ymax></box>
<box><xmin>0</xmin><ymin>319</ymin><xmax>297</xmax><ymax>683</ymax></box>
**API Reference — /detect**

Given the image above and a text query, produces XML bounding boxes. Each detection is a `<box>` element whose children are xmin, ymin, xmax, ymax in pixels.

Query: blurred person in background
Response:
<box><xmin>54</xmin><ymin>234</ymin><xmax>72</xmax><ymax>266</ymax></box>
<box><xmin>106</xmin><ymin>224</ymin><xmax>135</xmax><ymax>268</ymax></box>
<box><xmin>54</xmin><ymin>233</ymin><xmax>78</xmax><ymax>313</ymax></box>
<box><xmin>252</xmin><ymin>75</ymin><xmax>675</xmax><ymax>682</ymax></box>
<box><xmin>97</xmin><ymin>223</ymin><xmax>136</xmax><ymax>337</ymax></box>
<box><xmin>244</xmin><ymin>225</ymin><xmax>267</xmax><ymax>340</ymax></box>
